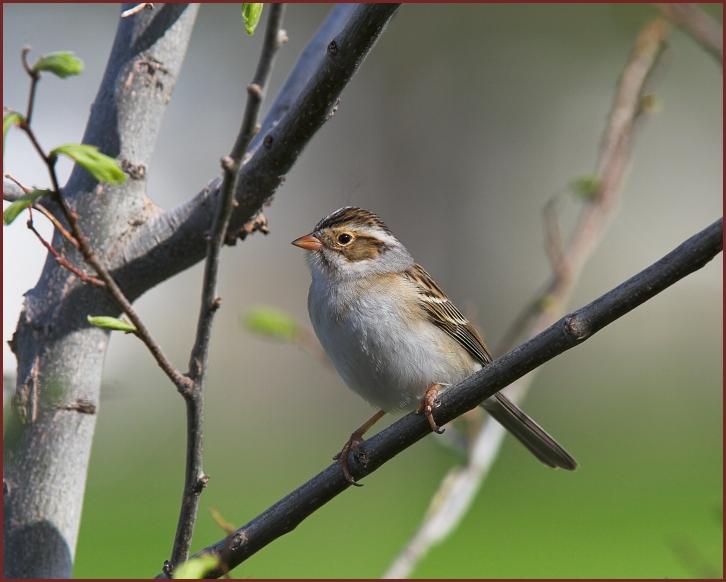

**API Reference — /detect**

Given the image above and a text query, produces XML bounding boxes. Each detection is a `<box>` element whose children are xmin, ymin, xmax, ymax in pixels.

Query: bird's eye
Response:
<box><xmin>337</xmin><ymin>233</ymin><xmax>353</xmax><ymax>245</ymax></box>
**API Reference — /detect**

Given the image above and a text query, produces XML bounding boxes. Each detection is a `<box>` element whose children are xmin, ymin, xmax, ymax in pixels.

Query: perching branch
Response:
<box><xmin>167</xmin><ymin>4</ymin><xmax>287</xmax><ymax>571</ymax></box>
<box><xmin>657</xmin><ymin>3</ymin><xmax>723</xmax><ymax>64</ymax></box>
<box><xmin>6</xmin><ymin>5</ymin><xmax>399</xmax><ymax>577</ymax></box>
<box><xmin>384</xmin><ymin>17</ymin><xmax>671</xmax><ymax>577</ymax></box>
<box><xmin>180</xmin><ymin>218</ymin><xmax>722</xmax><ymax>578</ymax></box>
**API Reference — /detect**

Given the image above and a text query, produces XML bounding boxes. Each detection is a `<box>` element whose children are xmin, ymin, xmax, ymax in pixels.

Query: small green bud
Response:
<box><xmin>87</xmin><ymin>316</ymin><xmax>137</xmax><ymax>334</ymax></box>
<box><xmin>32</xmin><ymin>51</ymin><xmax>84</xmax><ymax>78</ymax></box>
<box><xmin>571</xmin><ymin>175</ymin><xmax>601</xmax><ymax>201</ymax></box>
<box><xmin>242</xmin><ymin>3</ymin><xmax>264</xmax><ymax>36</ymax></box>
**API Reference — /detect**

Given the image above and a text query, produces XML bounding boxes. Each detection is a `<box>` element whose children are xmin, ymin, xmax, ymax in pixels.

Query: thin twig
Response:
<box><xmin>168</xmin><ymin>4</ymin><xmax>286</xmax><ymax>570</ymax></box>
<box><xmin>4</xmin><ymin>173</ymin><xmax>31</xmax><ymax>194</ymax></box>
<box><xmin>25</xmin><ymin>208</ymin><xmax>104</xmax><ymax>287</ymax></box>
<box><xmin>18</xmin><ymin>46</ymin><xmax>192</xmax><ymax>394</ymax></box>
<box><xmin>657</xmin><ymin>3</ymin><xmax>723</xmax><ymax>64</ymax></box>
<box><xmin>121</xmin><ymin>3</ymin><xmax>154</xmax><ymax>18</ymax></box>
<box><xmin>498</xmin><ymin>18</ymin><xmax>670</xmax><ymax>352</ymax></box>
<box><xmin>177</xmin><ymin>218</ymin><xmax>722</xmax><ymax>579</ymax></box>
<box><xmin>383</xmin><ymin>18</ymin><xmax>671</xmax><ymax>578</ymax></box>
<box><xmin>4</xmin><ymin>173</ymin><xmax>81</xmax><ymax>247</ymax></box>
<box><xmin>21</xmin><ymin>47</ymin><xmax>39</xmax><ymax>125</ymax></box>
<box><xmin>3</xmin><ymin>180</ymin><xmax>26</xmax><ymax>202</ymax></box>
<box><xmin>33</xmin><ymin>202</ymin><xmax>80</xmax><ymax>249</ymax></box>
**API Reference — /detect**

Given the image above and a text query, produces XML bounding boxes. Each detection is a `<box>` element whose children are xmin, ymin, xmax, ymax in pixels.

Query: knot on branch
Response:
<box><xmin>225</xmin><ymin>212</ymin><xmax>270</xmax><ymax>246</ymax></box>
<box><xmin>58</xmin><ymin>398</ymin><xmax>97</xmax><ymax>415</ymax></box>
<box><xmin>162</xmin><ymin>560</ymin><xmax>173</xmax><ymax>576</ymax></box>
<box><xmin>120</xmin><ymin>159</ymin><xmax>146</xmax><ymax>180</ymax></box>
<box><xmin>194</xmin><ymin>473</ymin><xmax>210</xmax><ymax>494</ymax></box>
<box><xmin>327</xmin><ymin>39</ymin><xmax>339</xmax><ymax>56</ymax></box>
<box><xmin>563</xmin><ymin>313</ymin><xmax>591</xmax><ymax>342</ymax></box>
<box><xmin>247</xmin><ymin>83</ymin><xmax>263</xmax><ymax>99</ymax></box>
<box><xmin>229</xmin><ymin>531</ymin><xmax>248</xmax><ymax>552</ymax></box>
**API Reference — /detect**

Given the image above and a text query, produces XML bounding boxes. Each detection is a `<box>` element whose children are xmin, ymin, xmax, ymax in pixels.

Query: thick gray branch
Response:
<box><xmin>4</xmin><ymin>5</ymin><xmax>198</xmax><ymax>578</ymax></box>
<box><xmin>115</xmin><ymin>4</ymin><xmax>400</xmax><ymax>302</ymax></box>
<box><xmin>183</xmin><ymin>218</ymin><xmax>722</xmax><ymax>578</ymax></box>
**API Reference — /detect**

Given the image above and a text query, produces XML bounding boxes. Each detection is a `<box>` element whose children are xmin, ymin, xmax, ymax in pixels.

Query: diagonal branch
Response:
<box><xmin>178</xmin><ymin>218</ymin><xmax>722</xmax><ymax>578</ymax></box>
<box><xmin>109</xmin><ymin>4</ymin><xmax>401</xmax><ymax>303</ymax></box>
<box><xmin>657</xmin><ymin>3</ymin><xmax>723</xmax><ymax>64</ymax></box>
<box><xmin>383</xmin><ymin>18</ymin><xmax>671</xmax><ymax>577</ymax></box>
<box><xmin>167</xmin><ymin>4</ymin><xmax>287</xmax><ymax>571</ymax></box>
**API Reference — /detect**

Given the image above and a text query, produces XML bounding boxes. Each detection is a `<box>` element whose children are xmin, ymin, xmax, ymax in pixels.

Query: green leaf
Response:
<box><xmin>172</xmin><ymin>554</ymin><xmax>220</xmax><ymax>579</ymax></box>
<box><xmin>32</xmin><ymin>51</ymin><xmax>84</xmax><ymax>78</ymax></box>
<box><xmin>87</xmin><ymin>316</ymin><xmax>137</xmax><ymax>334</ymax></box>
<box><xmin>571</xmin><ymin>175</ymin><xmax>601</xmax><ymax>200</ymax></box>
<box><xmin>52</xmin><ymin>143</ymin><xmax>126</xmax><ymax>184</ymax></box>
<box><xmin>3</xmin><ymin>189</ymin><xmax>50</xmax><ymax>225</ymax></box>
<box><xmin>3</xmin><ymin>110</ymin><xmax>23</xmax><ymax>146</ymax></box>
<box><xmin>241</xmin><ymin>3</ymin><xmax>264</xmax><ymax>36</ymax></box>
<box><xmin>242</xmin><ymin>306</ymin><xmax>299</xmax><ymax>342</ymax></box>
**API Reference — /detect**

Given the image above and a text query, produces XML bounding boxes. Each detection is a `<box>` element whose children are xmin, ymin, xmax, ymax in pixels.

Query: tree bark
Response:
<box><xmin>4</xmin><ymin>5</ymin><xmax>199</xmax><ymax>577</ymax></box>
<box><xmin>4</xmin><ymin>4</ymin><xmax>400</xmax><ymax>577</ymax></box>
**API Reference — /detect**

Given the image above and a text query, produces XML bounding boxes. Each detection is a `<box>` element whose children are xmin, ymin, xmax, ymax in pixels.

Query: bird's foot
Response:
<box><xmin>333</xmin><ymin>433</ymin><xmax>365</xmax><ymax>487</ymax></box>
<box><xmin>417</xmin><ymin>383</ymin><xmax>445</xmax><ymax>434</ymax></box>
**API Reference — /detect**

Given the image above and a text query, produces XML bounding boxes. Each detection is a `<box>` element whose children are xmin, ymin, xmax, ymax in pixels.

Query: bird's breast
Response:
<box><xmin>308</xmin><ymin>274</ymin><xmax>478</xmax><ymax>413</ymax></box>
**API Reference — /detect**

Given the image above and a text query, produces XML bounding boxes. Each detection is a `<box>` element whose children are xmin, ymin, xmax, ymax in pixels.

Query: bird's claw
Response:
<box><xmin>417</xmin><ymin>384</ymin><xmax>445</xmax><ymax>434</ymax></box>
<box><xmin>335</xmin><ymin>434</ymin><xmax>364</xmax><ymax>486</ymax></box>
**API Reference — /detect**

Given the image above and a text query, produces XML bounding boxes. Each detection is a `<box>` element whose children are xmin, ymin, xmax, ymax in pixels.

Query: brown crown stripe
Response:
<box><xmin>314</xmin><ymin>206</ymin><xmax>391</xmax><ymax>234</ymax></box>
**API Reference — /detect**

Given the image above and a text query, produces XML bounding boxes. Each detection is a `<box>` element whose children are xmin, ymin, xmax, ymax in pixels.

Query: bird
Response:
<box><xmin>292</xmin><ymin>206</ymin><xmax>576</xmax><ymax>484</ymax></box>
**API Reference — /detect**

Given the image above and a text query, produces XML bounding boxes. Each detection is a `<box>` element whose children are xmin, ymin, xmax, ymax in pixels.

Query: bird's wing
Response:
<box><xmin>404</xmin><ymin>264</ymin><xmax>493</xmax><ymax>365</ymax></box>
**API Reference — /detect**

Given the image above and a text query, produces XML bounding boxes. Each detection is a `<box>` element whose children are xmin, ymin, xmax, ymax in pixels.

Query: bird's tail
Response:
<box><xmin>481</xmin><ymin>392</ymin><xmax>577</xmax><ymax>470</ymax></box>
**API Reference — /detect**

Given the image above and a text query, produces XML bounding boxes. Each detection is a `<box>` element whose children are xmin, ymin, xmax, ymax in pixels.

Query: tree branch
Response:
<box><xmin>6</xmin><ymin>5</ymin><xmax>399</xmax><ymax>577</ymax></box>
<box><xmin>657</xmin><ymin>3</ymin><xmax>723</xmax><ymax>63</ymax></box>
<box><xmin>383</xmin><ymin>17</ymin><xmax>671</xmax><ymax>577</ymax></box>
<box><xmin>179</xmin><ymin>218</ymin><xmax>722</xmax><ymax>578</ymax></box>
<box><xmin>168</xmin><ymin>4</ymin><xmax>287</xmax><ymax>571</ymax></box>
<box><xmin>108</xmin><ymin>4</ymin><xmax>401</xmax><ymax>302</ymax></box>
<box><xmin>17</xmin><ymin>70</ymin><xmax>192</xmax><ymax>393</ymax></box>
<box><xmin>5</xmin><ymin>6</ymin><xmax>199</xmax><ymax>577</ymax></box>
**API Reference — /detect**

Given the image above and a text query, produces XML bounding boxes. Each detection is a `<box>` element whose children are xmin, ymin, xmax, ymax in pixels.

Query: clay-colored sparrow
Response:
<box><xmin>293</xmin><ymin>206</ymin><xmax>576</xmax><ymax>483</ymax></box>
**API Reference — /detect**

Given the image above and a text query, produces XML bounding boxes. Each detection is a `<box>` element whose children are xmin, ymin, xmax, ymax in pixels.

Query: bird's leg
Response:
<box><xmin>417</xmin><ymin>383</ymin><xmax>446</xmax><ymax>434</ymax></box>
<box><xmin>334</xmin><ymin>409</ymin><xmax>386</xmax><ymax>486</ymax></box>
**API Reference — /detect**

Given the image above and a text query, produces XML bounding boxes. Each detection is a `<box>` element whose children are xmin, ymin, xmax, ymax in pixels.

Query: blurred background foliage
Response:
<box><xmin>3</xmin><ymin>3</ymin><xmax>722</xmax><ymax>578</ymax></box>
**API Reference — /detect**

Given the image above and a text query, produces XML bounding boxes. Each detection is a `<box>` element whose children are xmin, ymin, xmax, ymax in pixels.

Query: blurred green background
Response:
<box><xmin>3</xmin><ymin>3</ymin><xmax>722</xmax><ymax>578</ymax></box>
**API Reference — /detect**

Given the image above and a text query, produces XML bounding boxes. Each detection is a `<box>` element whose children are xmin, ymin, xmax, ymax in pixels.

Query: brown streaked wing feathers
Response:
<box><xmin>404</xmin><ymin>264</ymin><xmax>493</xmax><ymax>365</ymax></box>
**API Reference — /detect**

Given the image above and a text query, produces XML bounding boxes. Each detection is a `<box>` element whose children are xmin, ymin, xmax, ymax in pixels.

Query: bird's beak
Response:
<box><xmin>291</xmin><ymin>233</ymin><xmax>323</xmax><ymax>251</ymax></box>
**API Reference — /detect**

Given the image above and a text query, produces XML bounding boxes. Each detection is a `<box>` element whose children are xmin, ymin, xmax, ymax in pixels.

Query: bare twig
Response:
<box><xmin>168</xmin><ymin>4</ymin><xmax>287</xmax><ymax>570</ymax></box>
<box><xmin>25</xmin><ymin>209</ymin><xmax>104</xmax><ymax>287</ymax></box>
<box><xmin>4</xmin><ymin>173</ymin><xmax>81</xmax><ymax>247</ymax></box>
<box><xmin>4</xmin><ymin>173</ymin><xmax>31</xmax><ymax>194</ymax></box>
<box><xmin>16</xmin><ymin>50</ymin><xmax>192</xmax><ymax>393</ymax></box>
<box><xmin>121</xmin><ymin>3</ymin><xmax>154</xmax><ymax>18</ymax></box>
<box><xmin>384</xmin><ymin>18</ymin><xmax>671</xmax><ymax>578</ymax></box>
<box><xmin>176</xmin><ymin>218</ymin><xmax>722</xmax><ymax>579</ymax></box>
<box><xmin>32</xmin><ymin>202</ymin><xmax>80</xmax><ymax>249</ymax></box>
<box><xmin>657</xmin><ymin>3</ymin><xmax>723</xmax><ymax>63</ymax></box>
<box><xmin>498</xmin><ymin>17</ymin><xmax>670</xmax><ymax>352</ymax></box>
<box><xmin>3</xmin><ymin>179</ymin><xmax>27</xmax><ymax>202</ymax></box>
<box><xmin>21</xmin><ymin>47</ymin><xmax>39</xmax><ymax>125</ymax></box>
